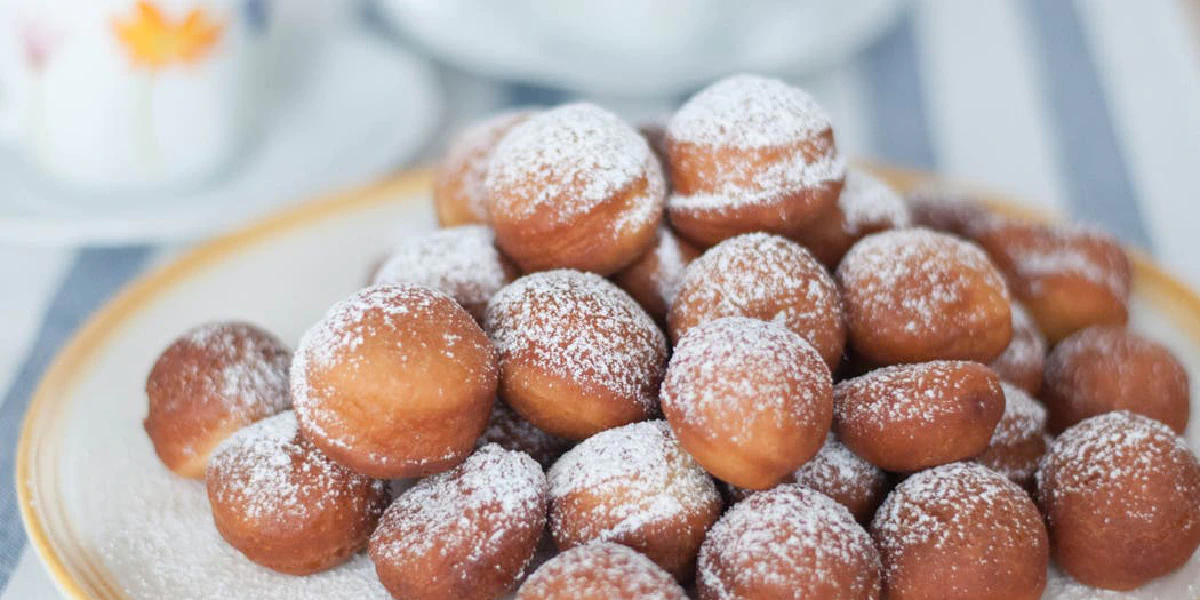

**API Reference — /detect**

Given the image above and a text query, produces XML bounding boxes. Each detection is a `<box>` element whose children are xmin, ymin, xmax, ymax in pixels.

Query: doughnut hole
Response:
<box><xmin>988</xmin><ymin>301</ymin><xmax>1047</xmax><ymax>395</ymax></box>
<box><xmin>790</xmin><ymin>169</ymin><xmax>911</xmax><ymax>268</ymax></box>
<box><xmin>611</xmin><ymin>226</ymin><xmax>701</xmax><ymax>324</ymax></box>
<box><xmin>661</xmin><ymin>317</ymin><xmax>833</xmax><ymax>490</ymax></box>
<box><xmin>292</xmin><ymin>285</ymin><xmax>496</xmax><ymax>478</ymax></box>
<box><xmin>517</xmin><ymin>542</ymin><xmax>687</xmax><ymax>600</ymax></box>
<box><xmin>838</xmin><ymin>229</ymin><xmax>1012</xmax><ymax>365</ymax></box>
<box><xmin>834</xmin><ymin>361</ymin><xmax>1005</xmax><ymax>472</ymax></box>
<box><xmin>433</xmin><ymin>111</ymin><xmax>532</xmax><ymax>227</ymax></box>
<box><xmin>548</xmin><ymin>421</ymin><xmax>721</xmax><ymax>581</ymax></box>
<box><xmin>974</xmin><ymin>383</ymin><xmax>1049</xmax><ymax>490</ymax></box>
<box><xmin>475</xmin><ymin>402</ymin><xmax>573</xmax><ymax>469</ymax></box>
<box><xmin>144</xmin><ymin>321</ymin><xmax>291</xmax><ymax>479</ymax></box>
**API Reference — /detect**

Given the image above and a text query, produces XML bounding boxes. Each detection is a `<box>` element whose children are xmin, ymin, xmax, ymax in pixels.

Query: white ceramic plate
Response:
<box><xmin>17</xmin><ymin>167</ymin><xmax>1200</xmax><ymax>599</ymax></box>
<box><xmin>0</xmin><ymin>31</ymin><xmax>441</xmax><ymax>247</ymax></box>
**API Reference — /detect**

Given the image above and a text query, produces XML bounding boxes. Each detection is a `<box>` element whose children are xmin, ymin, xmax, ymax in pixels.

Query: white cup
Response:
<box><xmin>0</xmin><ymin>0</ymin><xmax>341</xmax><ymax>195</ymax></box>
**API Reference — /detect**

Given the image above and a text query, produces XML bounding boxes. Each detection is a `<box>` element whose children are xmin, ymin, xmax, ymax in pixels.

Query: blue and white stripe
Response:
<box><xmin>3</xmin><ymin>1</ymin><xmax>1199</xmax><ymax>595</ymax></box>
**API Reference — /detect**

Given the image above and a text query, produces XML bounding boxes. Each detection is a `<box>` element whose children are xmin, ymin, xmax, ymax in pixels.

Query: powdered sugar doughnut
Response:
<box><xmin>668</xmin><ymin>233</ymin><xmax>845</xmax><ymax>369</ymax></box>
<box><xmin>434</xmin><ymin>111</ymin><xmax>532</xmax><ymax>226</ymax></box>
<box><xmin>834</xmin><ymin>361</ymin><xmax>1005</xmax><ymax>472</ymax></box>
<box><xmin>548</xmin><ymin>420</ymin><xmax>721</xmax><ymax>580</ymax></box>
<box><xmin>974</xmin><ymin>383</ymin><xmax>1048</xmax><ymax>489</ymax></box>
<box><xmin>838</xmin><ymin>229</ymin><xmax>1012</xmax><ymax>365</ymax></box>
<box><xmin>371</xmin><ymin>225</ymin><xmax>519</xmax><ymax>322</ymax></box>
<box><xmin>1044</xmin><ymin>325</ymin><xmax>1190</xmax><ymax>434</ymax></box>
<box><xmin>611</xmin><ymin>226</ymin><xmax>701</xmax><ymax>323</ymax></box>
<box><xmin>476</xmin><ymin>402</ymin><xmax>573</xmax><ymax>469</ymax></box>
<box><xmin>369</xmin><ymin>444</ymin><xmax>547</xmax><ymax>600</ymax></box>
<box><xmin>486</xmin><ymin>103</ymin><xmax>665</xmax><ymax>275</ymax></box>
<box><xmin>970</xmin><ymin>218</ymin><xmax>1131</xmax><ymax>343</ymax></box>
<box><xmin>698</xmin><ymin>484</ymin><xmax>881</xmax><ymax>600</ymax></box>
<box><xmin>144</xmin><ymin>321</ymin><xmax>291</xmax><ymax>479</ymax></box>
<box><xmin>871</xmin><ymin>462</ymin><xmax>1049</xmax><ymax>600</ymax></box>
<box><xmin>988</xmin><ymin>301</ymin><xmax>1047</xmax><ymax>395</ymax></box>
<box><xmin>661</xmin><ymin>317</ymin><xmax>833</xmax><ymax>490</ymax></box>
<box><xmin>292</xmin><ymin>285</ymin><xmax>497</xmax><ymax>478</ymax></box>
<box><xmin>1036</xmin><ymin>411</ymin><xmax>1200</xmax><ymax>590</ymax></box>
<box><xmin>517</xmin><ymin>542</ymin><xmax>687</xmax><ymax>600</ymax></box>
<box><xmin>665</xmin><ymin>74</ymin><xmax>846</xmax><ymax>247</ymax></box>
<box><xmin>207</xmin><ymin>412</ymin><xmax>390</xmax><ymax>575</ymax></box>
<box><xmin>792</xmin><ymin>169</ymin><xmax>911</xmax><ymax>268</ymax></box>
<box><xmin>486</xmin><ymin>270</ymin><xmax>667</xmax><ymax>440</ymax></box>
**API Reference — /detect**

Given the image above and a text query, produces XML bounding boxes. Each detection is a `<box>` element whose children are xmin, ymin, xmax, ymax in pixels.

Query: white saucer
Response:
<box><xmin>0</xmin><ymin>30</ymin><xmax>442</xmax><ymax>247</ymax></box>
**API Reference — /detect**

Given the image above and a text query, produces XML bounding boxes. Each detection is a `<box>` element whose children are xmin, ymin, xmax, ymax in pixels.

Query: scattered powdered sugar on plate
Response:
<box><xmin>661</xmin><ymin>317</ymin><xmax>830</xmax><ymax>444</ymax></box>
<box><xmin>698</xmin><ymin>484</ymin><xmax>880</xmax><ymax>599</ymax></box>
<box><xmin>486</xmin><ymin>270</ymin><xmax>666</xmax><ymax>409</ymax></box>
<box><xmin>436</xmin><ymin>111</ymin><xmax>530</xmax><ymax>218</ymax></box>
<box><xmin>548</xmin><ymin>421</ymin><xmax>718</xmax><ymax>543</ymax></box>
<box><xmin>1036</xmin><ymin>411</ymin><xmax>1198</xmax><ymax>520</ymax></box>
<box><xmin>871</xmin><ymin>462</ymin><xmax>1039</xmax><ymax>574</ymax></box>
<box><xmin>671</xmin><ymin>233</ymin><xmax>843</xmax><ymax>354</ymax></box>
<box><xmin>838</xmin><ymin>228</ymin><xmax>1009</xmax><ymax>337</ymax></box>
<box><xmin>518</xmin><ymin>541</ymin><xmax>686</xmax><ymax>600</ymax></box>
<box><xmin>838</xmin><ymin>170</ymin><xmax>911</xmax><ymax>235</ymax></box>
<box><xmin>370</xmin><ymin>444</ymin><xmax>547</xmax><ymax>580</ymax></box>
<box><xmin>207</xmin><ymin>412</ymin><xmax>386</xmax><ymax>522</ymax></box>
<box><xmin>486</xmin><ymin>103</ymin><xmax>664</xmax><ymax>229</ymax></box>
<box><xmin>372</xmin><ymin>225</ymin><xmax>511</xmax><ymax>309</ymax></box>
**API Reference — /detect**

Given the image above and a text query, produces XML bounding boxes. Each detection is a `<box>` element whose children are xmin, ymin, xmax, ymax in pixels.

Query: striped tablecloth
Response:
<box><xmin>2</xmin><ymin>1</ymin><xmax>1198</xmax><ymax>596</ymax></box>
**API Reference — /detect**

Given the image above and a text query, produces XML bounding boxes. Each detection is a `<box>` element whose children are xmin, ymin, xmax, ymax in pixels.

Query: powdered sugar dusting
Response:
<box><xmin>669</xmin><ymin>74</ymin><xmax>833</xmax><ymax>149</ymax></box>
<box><xmin>486</xmin><ymin>270</ymin><xmax>666</xmax><ymax>410</ymax></box>
<box><xmin>486</xmin><ymin>103</ymin><xmax>664</xmax><ymax>229</ymax></box>
<box><xmin>793</xmin><ymin>433</ymin><xmax>888</xmax><ymax>511</ymax></box>
<box><xmin>698</xmin><ymin>484</ymin><xmax>880</xmax><ymax>599</ymax></box>
<box><xmin>372</xmin><ymin>225</ymin><xmax>511</xmax><ymax>309</ymax></box>
<box><xmin>671</xmin><ymin>233</ymin><xmax>843</xmax><ymax>358</ymax></box>
<box><xmin>835</xmin><ymin>361</ymin><xmax>998</xmax><ymax>430</ymax></box>
<box><xmin>661</xmin><ymin>317</ymin><xmax>830</xmax><ymax>444</ymax></box>
<box><xmin>838</xmin><ymin>228</ymin><xmax>1009</xmax><ymax>340</ymax></box>
<box><xmin>975</xmin><ymin>383</ymin><xmax>1048</xmax><ymax>483</ymax></box>
<box><xmin>652</xmin><ymin>227</ymin><xmax>691</xmax><ymax>309</ymax></box>
<box><xmin>1045</xmin><ymin>326</ymin><xmax>1189</xmax><ymax>414</ymax></box>
<box><xmin>207</xmin><ymin>412</ymin><xmax>387</xmax><ymax>523</ymax></box>
<box><xmin>518</xmin><ymin>542</ymin><xmax>686</xmax><ymax>600</ymax></box>
<box><xmin>666</xmin><ymin>150</ymin><xmax>845</xmax><ymax>212</ymax></box>
<box><xmin>989</xmin><ymin>302</ymin><xmax>1046</xmax><ymax>384</ymax></box>
<box><xmin>872</xmin><ymin>462</ymin><xmax>1040</xmax><ymax>578</ymax></box>
<box><xmin>370</xmin><ymin>444</ymin><xmax>547</xmax><ymax>582</ymax></box>
<box><xmin>839</xmin><ymin>170</ymin><xmax>910</xmax><ymax>235</ymax></box>
<box><xmin>548</xmin><ymin>421</ymin><xmax>719</xmax><ymax>544</ymax></box>
<box><xmin>1036</xmin><ymin>411</ymin><xmax>1198</xmax><ymax>521</ymax></box>
<box><xmin>976</xmin><ymin>219</ymin><xmax>1131</xmax><ymax>300</ymax></box>
<box><xmin>437</xmin><ymin>111</ymin><xmax>530</xmax><ymax>219</ymax></box>
<box><xmin>477</xmin><ymin>402</ymin><xmax>573</xmax><ymax>468</ymax></box>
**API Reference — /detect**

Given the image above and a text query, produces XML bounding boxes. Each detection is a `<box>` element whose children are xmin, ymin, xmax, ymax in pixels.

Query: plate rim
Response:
<box><xmin>16</xmin><ymin>164</ymin><xmax>1200</xmax><ymax>599</ymax></box>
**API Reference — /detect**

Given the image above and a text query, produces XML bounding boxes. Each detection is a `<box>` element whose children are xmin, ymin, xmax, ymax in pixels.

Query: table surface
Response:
<box><xmin>2</xmin><ymin>1</ymin><xmax>1199</xmax><ymax>597</ymax></box>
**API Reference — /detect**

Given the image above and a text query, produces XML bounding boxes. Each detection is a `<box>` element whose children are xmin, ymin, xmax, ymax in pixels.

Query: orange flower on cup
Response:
<box><xmin>113</xmin><ymin>1</ymin><xmax>223</xmax><ymax>69</ymax></box>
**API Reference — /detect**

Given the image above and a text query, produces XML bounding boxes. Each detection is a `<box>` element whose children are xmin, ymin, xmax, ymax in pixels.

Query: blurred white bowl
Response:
<box><xmin>377</xmin><ymin>0</ymin><xmax>906</xmax><ymax>97</ymax></box>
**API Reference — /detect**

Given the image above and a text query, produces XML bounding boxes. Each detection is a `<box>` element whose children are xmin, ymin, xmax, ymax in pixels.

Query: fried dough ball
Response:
<box><xmin>547</xmin><ymin>421</ymin><xmax>721</xmax><ymax>580</ymax></box>
<box><xmin>434</xmin><ymin>111</ymin><xmax>532</xmax><ymax>226</ymax></box>
<box><xmin>698</xmin><ymin>484</ymin><xmax>882</xmax><ymax>600</ymax></box>
<box><xmin>838</xmin><ymin>229</ymin><xmax>1012</xmax><ymax>365</ymax></box>
<box><xmin>370</xmin><ymin>444</ymin><xmax>547</xmax><ymax>600</ymax></box>
<box><xmin>144</xmin><ymin>321</ymin><xmax>291</xmax><ymax>479</ymax></box>
<box><xmin>207</xmin><ymin>412</ymin><xmax>389</xmax><ymax>575</ymax></box>
<box><xmin>668</xmin><ymin>232</ymin><xmax>845</xmax><ymax>369</ymax></box>
<box><xmin>791</xmin><ymin>169</ymin><xmax>911</xmax><ymax>268</ymax></box>
<box><xmin>517</xmin><ymin>542</ymin><xmax>687</xmax><ymax>600</ymax></box>
<box><xmin>665</xmin><ymin>74</ymin><xmax>845</xmax><ymax>248</ymax></box>
<box><xmin>724</xmin><ymin>433</ymin><xmax>890</xmax><ymax>524</ymax></box>
<box><xmin>611</xmin><ymin>226</ymin><xmax>701</xmax><ymax>323</ymax></box>
<box><xmin>476</xmin><ymin>402</ymin><xmax>573</xmax><ymax>469</ymax></box>
<box><xmin>292</xmin><ymin>285</ymin><xmax>497</xmax><ymax>478</ymax></box>
<box><xmin>833</xmin><ymin>361</ymin><xmax>1005</xmax><ymax>472</ymax></box>
<box><xmin>1036</xmin><ymin>411</ymin><xmax>1200</xmax><ymax>590</ymax></box>
<box><xmin>969</xmin><ymin>218</ymin><xmax>1131</xmax><ymax>343</ymax></box>
<box><xmin>485</xmin><ymin>103</ymin><xmax>665</xmax><ymax>275</ymax></box>
<box><xmin>871</xmin><ymin>462</ymin><xmax>1049</xmax><ymax>600</ymax></box>
<box><xmin>661</xmin><ymin>317</ymin><xmax>833</xmax><ymax>490</ymax></box>
<box><xmin>371</xmin><ymin>225</ymin><xmax>519</xmax><ymax>323</ymax></box>
<box><xmin>486</xmin><ymin>270</ymin><xmax>667</xmax><ymax>440</ymax></box>
<box><xmin>905</xmin><ymin>186</ymin><xmax>993</xmax><ymax>237</ymax></box>
<box><xmin>974</xmin><ymin>383</ymin><xmax>1049</xmax><ymax>489</ymax></box>
<box><xmin>988</xmin><ymin>301</ymin><xmax>1047</xmax><ymax>395</ymax></box>
<box><xmin>1043</xmin><ymin>325</ymin><xmax>1190</xmax><ymax>434</ymax></box>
